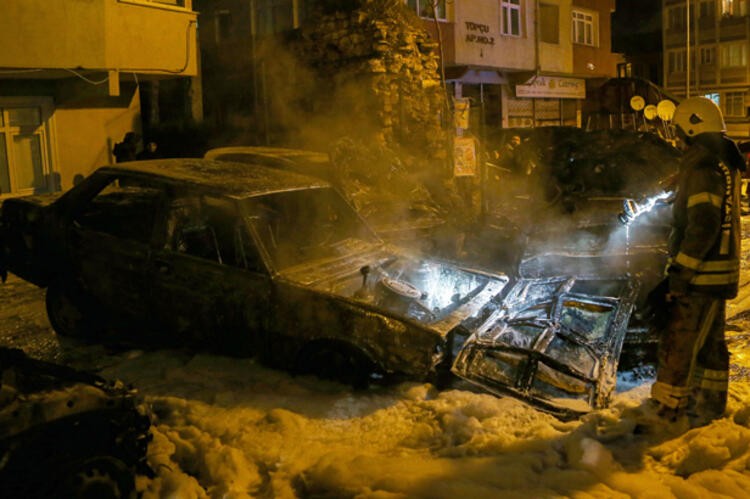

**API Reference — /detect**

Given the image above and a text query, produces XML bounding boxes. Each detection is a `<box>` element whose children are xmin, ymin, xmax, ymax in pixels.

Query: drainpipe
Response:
<box><xmin>431</xmin><ymin>1</ymin><xmax>450</xmax><ymax>123</ymax></box>
<box><xmin>534</xmin><ymin>0</ymin><xmax>540</xmax><ymax>76</ymax></box>
<box><xmin>533</xmin><ymin>0</ymin><xmax>540</xmax><ymax>127</ymax></box>
<box><xmin>686</xmin><ymin>0</ymin><xmax>690</xmax><ymax>97</ymax></box>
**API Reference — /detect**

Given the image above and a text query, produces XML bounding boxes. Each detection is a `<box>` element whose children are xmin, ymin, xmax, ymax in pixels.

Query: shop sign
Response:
<box><xmin>453</xmin><ymin>136</ymin><xmax>477</xmax><ymax>177</ymax></box>
<box><xmin>516</xmin><ymin>76</ymin><xmax>585</xmax><ymax>99</ymax></box>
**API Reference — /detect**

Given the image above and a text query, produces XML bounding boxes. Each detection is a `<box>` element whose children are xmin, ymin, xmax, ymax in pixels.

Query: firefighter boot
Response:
<box><xmin>687</xmin><ymin>388</ymin><xmax>727</xmax><ymax>428</ymax></box>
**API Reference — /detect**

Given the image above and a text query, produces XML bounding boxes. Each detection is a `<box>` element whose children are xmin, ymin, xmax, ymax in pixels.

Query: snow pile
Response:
<box><xmin>89</xmin><ymin>346</ymin><xmax>750</xmax><ymax>498</ymax></box>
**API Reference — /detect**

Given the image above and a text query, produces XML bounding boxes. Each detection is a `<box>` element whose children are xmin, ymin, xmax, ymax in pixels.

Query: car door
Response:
<box><xmin>451</xmin><ymin>276</ymin><xmax>639</xmax><ymax>416</ymax></box>
<box><xmin>67</xmin><ymin>174</ymin><xmax>166</xmax><ymax>325</ymax></box>
<box><xmin>148</xmin><ymin>193</ymin><xmax>272</xmax><ymax>354</ymax></box>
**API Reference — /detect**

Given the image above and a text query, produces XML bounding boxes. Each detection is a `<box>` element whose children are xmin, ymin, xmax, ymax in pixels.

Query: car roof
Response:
<box><xmin>203</xmin><ymin>146</ymin><xmax>330</xmax><ymax>166</ymax></box>
<box><xmin>102</xmin><ymin>158</ymin><xmax>331</xmax><ymax>198</ymax></box>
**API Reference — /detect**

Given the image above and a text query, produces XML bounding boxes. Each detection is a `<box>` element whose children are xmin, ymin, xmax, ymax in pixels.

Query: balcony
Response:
<box><xmin>0</xmin><ymin>0</ymin><xmax>198</xmax><ymax>78</ymax></box>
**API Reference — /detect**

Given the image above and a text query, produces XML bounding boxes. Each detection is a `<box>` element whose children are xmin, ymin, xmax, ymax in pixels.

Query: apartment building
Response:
<box><xmin>196</xmin><ymin>1</ymin><xmax>621</xmax><ymax>139</ymax></box>
<box><xmin>663</xmin><ymin>0</ymin><xmax>750</xmax><ymax>138</ymax></box>
<box><xmin>415</xmin><ymin>0</ymin><xmax>621</xmax><ymax>133</ymax></box>
<box><xmin>0</xmin><ymin>0</ymin><xmax>199</xmax><ymax>196</ymax></box>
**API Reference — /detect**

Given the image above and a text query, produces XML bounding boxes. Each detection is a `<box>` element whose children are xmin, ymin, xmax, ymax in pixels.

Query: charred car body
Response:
<box><xmin>0</xmin><ymin>159</ymin><xmax>639</xmax><ymax>415</ymax></box>
<box><xmin>0</xmin><ymin>347</ymin><xmax>151</xmax><ymax>498</ymax></box>
<box><xmin>203</xmin><ymin>146</ymin><xmax>446</xmax><ymax>246</ymax></box>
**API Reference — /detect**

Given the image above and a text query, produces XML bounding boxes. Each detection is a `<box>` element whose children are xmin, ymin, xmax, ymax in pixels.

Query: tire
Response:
<box><xmin>57</xmin><ymin>456</ymin><xmax>135</xmax><ymax>499</ymax></box>
<box><xmin>46</xmin><ymin>284</ymin><xmax>96</xmax><ymax>339</ymax></box>
<box><xmin>296</xmin><ymin>342</ymin><xmax>376</xmax><ymax>389</ymax></box>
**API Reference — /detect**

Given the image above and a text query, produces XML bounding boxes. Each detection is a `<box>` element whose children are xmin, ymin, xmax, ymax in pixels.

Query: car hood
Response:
<box><xmin>278</xmin><ymin>243</ymin><xmax>509</xmax><ymax>332</ymax></box>
<box><xmin>451</xmin><ymin>276</ymin><xmax>639</xmax><ymax>417</ymax></box>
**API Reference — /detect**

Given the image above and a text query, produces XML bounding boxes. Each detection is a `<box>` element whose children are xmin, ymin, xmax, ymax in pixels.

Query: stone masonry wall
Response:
<box><xmin>292</xmin><ymin>0</ymin><xmax>448</xmax><ymax>156</ymax></box>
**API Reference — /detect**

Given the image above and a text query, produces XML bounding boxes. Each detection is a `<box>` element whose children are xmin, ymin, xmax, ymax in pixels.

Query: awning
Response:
<box><xmin>444</xmin><ymin>66</ymin><xmax>507</xmax><ymax>84</ymax></box>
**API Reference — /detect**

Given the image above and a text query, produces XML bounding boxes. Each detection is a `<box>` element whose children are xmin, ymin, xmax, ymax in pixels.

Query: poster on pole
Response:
<box><xmin>454</xmin><ymin>98</ymin><xmax>470</xmax><ymax>130</ymax></box>
<box><xmin>453</xmin><ymin>136</ymin><xmax>477</xmax><ymax>177</ymax></box>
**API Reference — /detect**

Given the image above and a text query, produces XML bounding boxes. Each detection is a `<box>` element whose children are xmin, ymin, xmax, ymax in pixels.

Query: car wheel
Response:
<box><xmin>296</xmin><ymin>342</ymin><xmax>376</xmax><ymax>389</ymax></box>
<box><xmin>58</xmin><ymin>456</ymin><xmax>135</xmax><ymax>499</ymax></box>
<box><xmin>46</xmin><ymin>284</ymin><xmax>95</xmax><ymax>339</ymax></box>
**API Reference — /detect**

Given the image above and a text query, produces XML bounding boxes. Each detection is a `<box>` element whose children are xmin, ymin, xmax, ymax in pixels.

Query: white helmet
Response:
<box><xmin>673</xmin><ymin>96</ymin><xmax>726</xmax><ymax>138</ymax></box>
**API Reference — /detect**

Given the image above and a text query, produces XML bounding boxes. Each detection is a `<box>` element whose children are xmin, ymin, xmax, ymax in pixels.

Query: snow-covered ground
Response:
<box><xmin>4</xmin><ymin>223</ymin><xmax>750</xmax><ymax>498</ymax></box>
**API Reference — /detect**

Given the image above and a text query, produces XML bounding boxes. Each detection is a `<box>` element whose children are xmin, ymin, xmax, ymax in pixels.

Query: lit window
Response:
<box><xmin>668</xmin><ymin>50</ymin><xmax>687</xmax><ymax>73</ymax></box>
<box><xmin>501</xmin><ymin>0</ymin><xmax>522</xmax><ymax>37</ymax></box>
<box><xmin>721</xmin><ymin>0</ymin><xmax>748</xmax><ymax>15</ymax></box>
<box><xmin>720</xmin><ymin>43</ymin><xmax>747</xmax><ymax>67</ymax></box>
<box><xmin>700</xmin><ymin>46</ymin><xmax>716</xmax><ymax>64</ymax></box>
<box><xmin>406</xmin><ymin>0</ymin><xmax>447</xmax><ymax>20</ymax></box>
<box><xmin>704</xmin><ymin>93</ymin><xmax>720</xmax><ymax>106</ymax></box>
<box><xmin>723</xmin><ymin>92</ymin><xmax>746</xmax><ymax>117</ymax></box>
<box><xmin>572</xmin><ymin>10</ymin><xmax>595</xmax><ymax>46</ymax></box>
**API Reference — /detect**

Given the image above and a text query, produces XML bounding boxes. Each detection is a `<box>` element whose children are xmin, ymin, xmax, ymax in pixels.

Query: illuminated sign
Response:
<box><xmin>515</xmin><ymin>76</ymin><xmax>586</xmax><ymax>99</ymax></box>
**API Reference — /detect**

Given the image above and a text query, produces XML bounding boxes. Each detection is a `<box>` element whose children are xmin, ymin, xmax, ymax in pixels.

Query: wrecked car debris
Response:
<box><xmin>0</xmin><ymin>347</ymin><xmax>151</xmax><ymax>498</ymax></box>
<box><xmin>0</xmin><ymin>159</ymin><xmax>643</xmax><ymax>414</ymax></box>
<box><xmin>453</xmin><ymin>276</ymin><xmax>639</xmax><ymax>416</ymax></box>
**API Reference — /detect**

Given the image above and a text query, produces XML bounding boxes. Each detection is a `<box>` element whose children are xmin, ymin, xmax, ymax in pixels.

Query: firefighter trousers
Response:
<box><xmin>651</xmin><ymin>294</ymin><xmax>729</xmax><ymax>420</ymax></box>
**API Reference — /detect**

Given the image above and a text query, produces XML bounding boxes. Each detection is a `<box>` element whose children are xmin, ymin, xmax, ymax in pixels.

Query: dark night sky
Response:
<box><xmin>612</xmin><ymin>0</ymin><xmax>663</xmax><ymax>54</ymax></box>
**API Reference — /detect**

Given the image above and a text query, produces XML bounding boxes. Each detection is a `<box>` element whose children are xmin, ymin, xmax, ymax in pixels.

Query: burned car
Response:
<box><xmin>480</xmin><ymin>127</ymin><xmax>680</xmax><ymax>347</ymax></box>
<box><xmin>203</xmin><ymin>146</ymin><xmax>446</xmax><ymax>246</ymax></box>
<box><xmin>0</xmin><ymin>347</ymin><xmax>151</xmax><ymax>498</ymax></box>
<box><xmin>0</xmin><ymin>159</ymin><xmax>639</xmax><ymax>415</ymax></box>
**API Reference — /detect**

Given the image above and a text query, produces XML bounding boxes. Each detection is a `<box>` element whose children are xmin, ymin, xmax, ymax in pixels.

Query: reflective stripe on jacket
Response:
<box><xmin>668</xmin><ymin>143</ymin><xmax>741</xmax><ymax>299</ymax></box>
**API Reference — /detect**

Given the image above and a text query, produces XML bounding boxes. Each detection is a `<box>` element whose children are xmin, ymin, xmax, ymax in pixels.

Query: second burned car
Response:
<box><xmin>0</xmin><ymin>159</ymin><xmax>639</xmax><ymax>415</ymax></box>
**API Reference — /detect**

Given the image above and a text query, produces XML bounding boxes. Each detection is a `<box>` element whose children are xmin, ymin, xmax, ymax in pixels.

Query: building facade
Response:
<box><xmin>414</xmin><ymin>0</ymin><xmax>621</xmax><ymax>135</ymax></box>
<box><xmin>196</xmin><ymin>1</ymin><xmax>622</xmax><ymax>142</ymax></box>
<box><xmin>0</xmin><ymin>0</ymin><xmax>199</xmax><ymax>196</ymax></box>
<box><xmin>612</xmin><ymin>0</ymin><xmax>663</xmax><ymax>84</ymax></box>
<box><xmin>662</xmin><ymin>0</ymin><xmax>750</xmax><ymax>138</ymax></box>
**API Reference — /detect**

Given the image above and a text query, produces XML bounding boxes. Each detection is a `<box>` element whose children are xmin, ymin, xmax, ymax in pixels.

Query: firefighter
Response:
<box><xmin>650</xmin><ymin>96</ymin><xmax>745</xmax><ymax>427</ymax></box>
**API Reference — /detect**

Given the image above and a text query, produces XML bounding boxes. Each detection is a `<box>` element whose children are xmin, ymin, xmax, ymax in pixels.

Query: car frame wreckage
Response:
<box><xmin>0</xmin><ymin>158</ymin><xmax>643</xmax><ymax>417</ymax></box>
<box><xmin>0</xmin><ymin>347</ymin><xmax>151</xmax><ymax>498</ymax></box>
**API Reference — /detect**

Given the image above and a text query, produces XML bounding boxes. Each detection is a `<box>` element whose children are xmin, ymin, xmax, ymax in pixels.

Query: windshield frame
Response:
<box><xmin>239</xmin><ymin>186</ymin><xmax>381</xmax><ymax>272</ymax></box>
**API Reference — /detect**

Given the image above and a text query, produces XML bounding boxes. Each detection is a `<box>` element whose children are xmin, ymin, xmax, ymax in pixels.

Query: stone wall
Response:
<box><xmin>290</xmin><ymin>0</ymin><xmax>448</xmax><ymax>157</ymax></box>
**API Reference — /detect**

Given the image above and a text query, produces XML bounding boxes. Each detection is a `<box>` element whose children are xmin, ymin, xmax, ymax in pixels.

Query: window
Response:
<box><xmin>721</xmin><ymin>43</ymin><xmax>747</xmax><ymax>67</ymax></box>
<box><xmin>214</xmin><ymin>10</ymin><xmax>231</xmax><ymax>44</ymax></box>
<box><xmin>722</xmin><ymin>0</ymin><xmax>748</xmax><ymax>16</ymax></box>
<box><xmin>0</xmin><ymin>105</ymin><xmax>52</xmax><ymax>197</ymax></box>
<box><xmin>668</xmin><ymin>5</ymin><xmax>687</xmax><ymax>29</ymax></box>
<box><xmin>255</xmin><ymin>0</ymin><xmax>295</xmax><ymax>36</ymax></box>
<box><xmin>572</xmin><ymin>10</ymin><xmax>595</xmax><ymax>46</ymax></box>
<box><xmin>668</xmin><ymin>49</ymin><xmax>687</xmax><ymax>72</ymax></box>
<box><xmin>704</xmin><ymin>92</ymin><xmax>720</xmax><ymax>105</ymax></box>
<box><xmin>501</xmin><ymin>0</ymin><xmax>522</xmax><ymax>37</ymax></box>
<box><xmin>700</xmin><ymin>0</ymin><xmax>716</xmax><ymax>18</ymax></box>
<box><xmin>406</xmin><ymin>0</ymin><xmax>447</xmax><ymax>20</ymax></box>
<box><xmin>74</xmin><ymin>178</ymin><xmax>163</xmax><ymax>244</ymax></box>
<box><xmin>723</xmin><ymin>92</ymin><xmax>746</xmax><ymax>116</ymax></box>
<box><xmin>700</xmin><ymin>46</ymin><xmax>716</xmax><ymax>64</ymax></box>
<box><xmin>540</xmin><ymin>3</ymin><xmax>559</xmax><ymax>44</ymax></box>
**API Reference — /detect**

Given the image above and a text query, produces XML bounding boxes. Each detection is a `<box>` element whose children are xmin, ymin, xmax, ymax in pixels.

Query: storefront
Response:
<box><xmin>507</xmin><ymin>74</ymin><xmax>585</xmax><ymax>128</ymax></box>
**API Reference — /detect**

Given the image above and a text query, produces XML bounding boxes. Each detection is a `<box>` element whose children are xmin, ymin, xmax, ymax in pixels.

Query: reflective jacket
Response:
<box><xmin>668</xmin><ymin>134</ymin><xmax>744</xmax><ymax>299</ymax></box>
